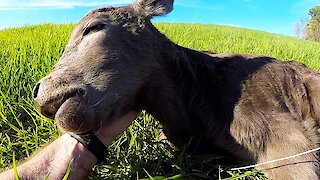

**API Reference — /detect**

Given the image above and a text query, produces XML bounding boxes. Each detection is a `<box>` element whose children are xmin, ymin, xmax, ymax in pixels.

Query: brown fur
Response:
<box><xmin>33</xmin><ymin>0</ymin><xmax>320</xmax><ymax>179</ymax></box>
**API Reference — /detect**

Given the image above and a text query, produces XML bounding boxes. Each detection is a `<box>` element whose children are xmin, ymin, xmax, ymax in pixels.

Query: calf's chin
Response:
<box><xmin>54</xmin><ymin>97</ymin><xmax>97</xmax><ymax>134</ymax></box>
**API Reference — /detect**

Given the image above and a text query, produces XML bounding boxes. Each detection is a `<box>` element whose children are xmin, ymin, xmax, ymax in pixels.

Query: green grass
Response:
<box><xmin>1</xmin><ymin>22</ymin><xmax>320</xmax><ymax>179</ymax></box>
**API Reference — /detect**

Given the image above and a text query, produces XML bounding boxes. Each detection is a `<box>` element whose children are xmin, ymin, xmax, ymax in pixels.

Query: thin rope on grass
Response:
<box><xmin>231</xmin><ymin>147</ymin><xmax>320</xmax><ymax>171</ymax></box>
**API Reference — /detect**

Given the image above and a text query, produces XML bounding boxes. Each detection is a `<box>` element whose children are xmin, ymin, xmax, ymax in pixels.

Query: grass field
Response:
<box><xmin>1</xmin><ymin>23</ymin><xmax>320</xmax><ymax>179</ymax></box>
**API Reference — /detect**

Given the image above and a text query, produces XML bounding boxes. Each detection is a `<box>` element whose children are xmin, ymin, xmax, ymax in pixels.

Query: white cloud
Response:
<box><xmin>0</xmin><ymin>7</ymin><xmax>29</xmax><ymax>11</ymax></box>
<box><xmin>0</xmin><ymin>0</ymin><xmax>132</xmax><ymax>10</ymax></box>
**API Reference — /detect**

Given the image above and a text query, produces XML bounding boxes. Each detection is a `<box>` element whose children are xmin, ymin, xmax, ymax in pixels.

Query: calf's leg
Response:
<box><xmin>257</xmin><ymin>121</ymin><xmax>319</xmax><ymax>180</ymax></box>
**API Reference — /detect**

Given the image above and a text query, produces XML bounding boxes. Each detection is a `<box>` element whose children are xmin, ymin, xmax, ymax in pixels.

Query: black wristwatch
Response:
<box><xmin>69</xmin><ymin>131</ymin><xmax>107</xmax><ymax>163</ymax></box>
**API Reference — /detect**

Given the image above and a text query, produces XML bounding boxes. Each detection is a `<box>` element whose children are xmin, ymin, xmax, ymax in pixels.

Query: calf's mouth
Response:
<box><xmin>33</xmin><ymin>83</ymin><xmax>99</xmax><ymax>134</ymax></box>
<box><xmin>33</xmin><ymin>85</ymin><xmax>84</xmax><ymax>119</ymax></box>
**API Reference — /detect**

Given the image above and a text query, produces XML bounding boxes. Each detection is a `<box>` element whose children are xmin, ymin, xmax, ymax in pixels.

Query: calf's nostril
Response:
<box><xmin>33</xmin><ymin>83</ymin><xmax>41</xmax><ymax>99</ymax></box>
<box><xmin>41</xmin><ymin>109</ymin><xmax>55</xmax><ymax>119</ymax></box>
<box><xmin>77</xmin><ymin>88</ymin><xmax>87</xmax><ymax>96</ymax></box>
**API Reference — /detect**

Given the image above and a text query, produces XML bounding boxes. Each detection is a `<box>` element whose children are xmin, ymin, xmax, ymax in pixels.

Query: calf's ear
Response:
<box><xmin>133</xmin><ymin>0</ymin><xmax>174</xmax><ymax>18</ymax></box>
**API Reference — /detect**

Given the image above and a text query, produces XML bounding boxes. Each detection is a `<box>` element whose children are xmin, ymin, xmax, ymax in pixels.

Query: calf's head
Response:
<box><xmin>33</xmin><ymin>0</ymin><xmax>174</xmax><ymax>134</ymax></box>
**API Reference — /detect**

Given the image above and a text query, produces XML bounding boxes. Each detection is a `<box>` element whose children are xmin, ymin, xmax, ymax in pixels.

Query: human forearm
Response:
<box><xmin>0</xmin><ymin>134</ymin><xmax>96</xmax><ymax>180</ymax></box>
<box><xmin>0</xmin><ymin>111</ymin><xmax>138</xmax><ymax>180</ymax></box>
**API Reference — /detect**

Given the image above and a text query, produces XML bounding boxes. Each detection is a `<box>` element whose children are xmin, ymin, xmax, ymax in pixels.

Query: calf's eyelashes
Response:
<box><xmin>82</xmin><ymin>21</ymin><xmax>106</xmax><ymax>36</ymax></box>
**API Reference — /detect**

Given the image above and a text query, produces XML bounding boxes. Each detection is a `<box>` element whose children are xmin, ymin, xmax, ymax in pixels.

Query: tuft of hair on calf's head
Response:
<box><xmin>133</xmin><ymin>0</ymin><xmax>174</xmax><ymax>18</ymax></box>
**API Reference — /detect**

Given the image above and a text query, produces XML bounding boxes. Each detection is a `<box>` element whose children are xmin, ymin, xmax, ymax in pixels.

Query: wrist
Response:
<box><xmin>64</xmin><ymin>134</ymin><xmax>98</xmax><ymax>171</ymax></box>
<box><xmin>47</xmin><ymin>134</ymin><xmax>98</xmax><ymax>179</ymax></box>
<box><xmin>69</xmin><ymin>132</ymin><xmax>107</xmax><ymax>163</ymax></box>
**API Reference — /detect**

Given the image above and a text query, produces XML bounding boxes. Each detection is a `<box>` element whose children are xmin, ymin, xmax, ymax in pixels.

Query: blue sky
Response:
<box><xmin>0</xmin><ymin>0</ymin><xmax>319</xmax><ymax>36</ymax></box>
